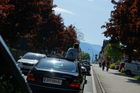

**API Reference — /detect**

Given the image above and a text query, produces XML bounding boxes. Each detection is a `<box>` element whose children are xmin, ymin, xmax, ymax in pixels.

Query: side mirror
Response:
<box><xmin>81</xmin><ymin>66</ymin><xmax>87</xmax><ymax>75</ymax></box>
<box><xmin>19</xmin><ymin>56</ymin><xmax>22</xmax><ymax>59</ymax></box>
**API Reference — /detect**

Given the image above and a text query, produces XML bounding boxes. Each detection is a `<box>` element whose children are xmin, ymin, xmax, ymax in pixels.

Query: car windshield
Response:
<box><xmin>83</xmin><ymin>62</ymin><xmax>90</xmax><ymax>66</ymax></box>
<box><xmin>22</xmin><ymin>54</ymin><xmax>45</xmax><ymax>60</ymax></box>
<box><xmin>36</xmin><ymin>58</ymin><xmax>77</xmax><ymax>73</ymax></box>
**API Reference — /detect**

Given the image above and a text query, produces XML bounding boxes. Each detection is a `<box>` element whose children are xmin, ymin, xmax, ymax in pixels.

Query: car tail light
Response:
<box><xmin>26</xmin><ymin>72</ymin><xmax>36</xmax><ymax>81</ymax></box>
<box><xmin>27</xmin><ymin>77</ymin><xmax>36</xmax><ymax>81</ymax></box>
<box><xmin>69</xmin><ymin>84</ymin><xmax>80</xmax><ymax>87</ymax></box>
<box><xmin>69</xmin><ymin>77</ymin><xmax>81</xmax><ymax>88</ymax></box>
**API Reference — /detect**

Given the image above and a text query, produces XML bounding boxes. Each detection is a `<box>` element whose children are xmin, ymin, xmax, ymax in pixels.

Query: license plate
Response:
<box><xmin>43</xmin><ymin>77</ymin><xmax>62</xmax><ymax>85</ymax></box>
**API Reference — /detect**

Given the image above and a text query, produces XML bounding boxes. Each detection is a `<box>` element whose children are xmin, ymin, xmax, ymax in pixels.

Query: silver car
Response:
<box><xmin>17</xmin><ymin>52</ymin><xmax>46</xmax><ymax>74</ymax></box>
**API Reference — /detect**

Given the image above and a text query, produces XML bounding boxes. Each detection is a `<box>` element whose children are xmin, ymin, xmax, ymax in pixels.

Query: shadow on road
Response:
<box><xmin>127</xmin><ymin>79</ymin><xmax>140</xmax><ymax>85</ymax></box>
<box><xmin>111</xmin><ymin>72</ymin><xmax>132</xmax><ymax>77</ymax></box>
<box><xmin>111</xmin><ymin>72</ymin><xmax>140</xmax><ymax>85</ymax></box>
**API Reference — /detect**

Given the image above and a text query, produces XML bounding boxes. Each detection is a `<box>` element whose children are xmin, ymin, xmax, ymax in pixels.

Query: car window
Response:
<box><xmin>83</xmin><ymin>62</ymin><xmax>90</xmax><ymax>66</ymax></box>
<box><xmin>36</xmin><ymin>58</ymin><xmax>77</xmax><ymax>73</ymax></box>
<box><xmin>22</xmin><ymin>54</ymin><xmax>44</xmax><ymax>60</ymax></box>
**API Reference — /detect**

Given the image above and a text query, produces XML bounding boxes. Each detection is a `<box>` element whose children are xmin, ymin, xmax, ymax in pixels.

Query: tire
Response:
<box><xmin>79</xmin><ymin>89</ymin><xmax>83</xmax><ymax>93</ymax></box>
<box><xmin>125</xmin><ymin>70</ymin><xmax>132</xmax><ymax>75</ymax></box>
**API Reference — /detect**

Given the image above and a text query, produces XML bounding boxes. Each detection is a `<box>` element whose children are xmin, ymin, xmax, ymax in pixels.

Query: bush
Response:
<box><xmin>110</xmin><ymin>64</ymin><xmax>115</xmax><ymax>69</ymax></box>
<box><xmin>134</xmin><ymin>76</ymin><xmax>140</xmax><ymax>81</ymax></box>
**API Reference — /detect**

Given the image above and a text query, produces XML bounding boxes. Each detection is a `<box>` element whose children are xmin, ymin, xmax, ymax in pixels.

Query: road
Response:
<box><xmin>93</xmin><ymin>64</ymin><xmax>140</xmax><ymax>93</ymax></box>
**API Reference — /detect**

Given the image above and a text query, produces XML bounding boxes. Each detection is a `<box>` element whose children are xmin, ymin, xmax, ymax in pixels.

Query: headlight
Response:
<box><xmin>17</xmin><ymin>62</ymin><xmax>23</xmax><ymax>68</ymax></box>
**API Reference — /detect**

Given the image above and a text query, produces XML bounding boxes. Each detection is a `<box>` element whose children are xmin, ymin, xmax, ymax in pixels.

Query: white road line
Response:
<box><xmin>92</xmin><ymin>64</ymin><xmax>106</xmax><ymax>93</ymax></box>
<box><xmin>91</xmin><ymin>65</ymin><xmax>97</xmax><ymax>93</ymax></box>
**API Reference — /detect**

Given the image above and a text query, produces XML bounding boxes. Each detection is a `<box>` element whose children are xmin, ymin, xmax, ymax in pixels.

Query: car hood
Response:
<box><xmin>17</xmin><ymin>59</ymin><xmax>38</xmax><ymax>64</ymax></box>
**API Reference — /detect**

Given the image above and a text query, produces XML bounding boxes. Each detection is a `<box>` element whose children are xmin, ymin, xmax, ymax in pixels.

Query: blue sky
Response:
<box><xmin>53</xmin><ymin>0</ymin><xmax>114</xmax><ymax>45</ymax></box>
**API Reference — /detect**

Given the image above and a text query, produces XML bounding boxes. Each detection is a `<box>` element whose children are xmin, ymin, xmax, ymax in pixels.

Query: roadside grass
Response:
<box><xmin>134</xmin><ymin>76</ymin><xmax>140</xmax><ymax>81</ymax></box>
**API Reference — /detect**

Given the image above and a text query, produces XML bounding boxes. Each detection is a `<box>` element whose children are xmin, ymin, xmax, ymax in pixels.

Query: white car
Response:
<box><xmin>125</xmin><ymin>60</ymin><xmax>140</xmax><ymax>75</ymax></box>
<box><xmin>17</xmin><ymin>52</ymin><xmax>46</xmax><ymax>74</ymax></box>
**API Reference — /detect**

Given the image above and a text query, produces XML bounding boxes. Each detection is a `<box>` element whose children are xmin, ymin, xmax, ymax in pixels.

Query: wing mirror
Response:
<box><xmin>19</xmin><ymin>56</ymin><xmax>22</xmax><ymax>59</ymax></box>
<box><xmin>81</xmin><ymin>66</ymin><xmax>87</xmax><ymax>75</ymax></box>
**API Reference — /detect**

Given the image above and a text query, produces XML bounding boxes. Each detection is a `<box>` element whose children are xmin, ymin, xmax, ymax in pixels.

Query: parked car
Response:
<box><xmin>17</xmin><ymin>52</ymin><xmax>46</xmax><ymax>74</ymax></box>
<box><xmin>27</xmin><ymin>57</ymin><xmax>86</xmax><ymax>93</ymax></box>
<box><xmin>124</xmin><ymin>60</ymin><xmax>140</xmax><ymax>75</ymax></box>
<box><xmin>81</xmin><ymin>60</ymin><xmax>91</xmax><ymax>75</ymax></box>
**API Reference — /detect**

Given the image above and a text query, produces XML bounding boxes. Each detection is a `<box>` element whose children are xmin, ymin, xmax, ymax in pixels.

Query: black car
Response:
<box><xmin>27</xmin><ymin>57</ymin><xmax>86</xmax><ymax>93</ymax></box>
<box><xmin>81</xmin><ymin>61</ymin><xmax>91</xmax><ymax>75</ymax></box>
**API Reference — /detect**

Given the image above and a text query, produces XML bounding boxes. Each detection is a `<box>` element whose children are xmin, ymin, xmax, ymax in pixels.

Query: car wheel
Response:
<box><xmin>125</xmin><ymin>70</ymin><xmax>132</xmax><ymax>75</ymax></box>
<box><xmin>79</xmin><ymin>89</ymin><xmax>83</xmax><ymax>93</ymax></box>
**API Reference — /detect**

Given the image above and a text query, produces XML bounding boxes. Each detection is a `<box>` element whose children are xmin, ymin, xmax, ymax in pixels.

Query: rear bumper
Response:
<box><xmin>29</xmin><ymin>83</ymin><xmax>81</xmax><ymax>93</ymax></box>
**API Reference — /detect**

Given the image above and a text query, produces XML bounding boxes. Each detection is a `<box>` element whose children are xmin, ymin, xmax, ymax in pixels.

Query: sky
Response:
<box><xmin>53</xmin><ymin>0</ymin><xmax>114</xmax><ymax>46</ymax></box>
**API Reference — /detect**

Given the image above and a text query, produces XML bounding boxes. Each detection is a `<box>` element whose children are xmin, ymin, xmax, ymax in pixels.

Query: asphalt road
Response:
<box><xmin>93</xmin><ymin>64</ymin><xmax>140</xmax><ymax>93</ymax></box>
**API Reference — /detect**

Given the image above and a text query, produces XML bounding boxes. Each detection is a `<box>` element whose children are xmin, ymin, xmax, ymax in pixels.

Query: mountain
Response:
<box><xmin>80</xmin><ymin>42</ymin><xmax>102</xmax><ymax>62</ymax></box>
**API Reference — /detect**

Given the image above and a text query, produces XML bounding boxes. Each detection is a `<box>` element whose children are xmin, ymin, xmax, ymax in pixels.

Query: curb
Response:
<box><xmin>92</xmin><ymin>64</ymin><xmax>106</xmax><ymax>93</ymax></box>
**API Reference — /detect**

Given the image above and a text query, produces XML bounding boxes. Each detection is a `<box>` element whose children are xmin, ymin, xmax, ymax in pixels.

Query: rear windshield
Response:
<box><xmin>36</xmin><ymin>58</ymin><xmax>77</xmax><ymax>73</ymax></box>
<box><xmin>23</xmin><ymin>54</ymin><xmax>45</xmax><ymax>60</ymax></box>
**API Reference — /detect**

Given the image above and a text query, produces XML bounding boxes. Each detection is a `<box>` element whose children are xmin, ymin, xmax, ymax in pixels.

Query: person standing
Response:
<box><xmin>102</xmin><ymin>60</ymin><xmax>106</xmax><ymax>71</ymax></box>
<box><xmin>65</xmin><ymin>43</ymin><xmax>80</xmax><ymax>61</ymax></box>
<box><xmin>106</xmin><ymin>61</ymin><xmax>110</xmax><ymax>71</ymax></box>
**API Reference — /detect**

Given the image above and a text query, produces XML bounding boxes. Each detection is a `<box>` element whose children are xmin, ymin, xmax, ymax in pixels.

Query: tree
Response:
<box><xmin>0</xmin><ymin>0</ymin><xmax>80</xmax><ymax>56</ymax></box>
<box><xmin>103</xmin><ymin>43</ymin><xmax>123</xmax><ymax>62</ymax></box>
<box><xmin>80</xmin><ymin>51</ymin><xmax>90</xmax><ymax>61</ymax></box>
<box><xmin>102</xmin><ymin>0</ymin><xmax>140</xmax><ymax>61</ymax></box>
<box><xmin>0</xmin><ymin>0</ymin><xmax>46</xmax><ymax>50</ymax></box>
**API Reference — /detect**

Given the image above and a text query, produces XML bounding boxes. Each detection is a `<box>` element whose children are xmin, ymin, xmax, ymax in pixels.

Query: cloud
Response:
<box><xmin>53</xmin><ymin>7</ymin><xmax>75</xmax><ymax>15</ymax></box>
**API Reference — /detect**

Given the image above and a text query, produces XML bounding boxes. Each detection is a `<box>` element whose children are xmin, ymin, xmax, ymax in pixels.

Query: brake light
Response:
<box><xmin>26</xmin><ymin>71</ymin><xmax>36</xmax><ymax>81</ymax></box>
<box><xmin>27</xmin><ymin>77</ymin><xmax>36</xmax><ymax>81</ymax></box>
<box><xmin>69</xmin><ymin>77</ymin><xmax>81</xmax><ymax>88</ymax></box>
<box><xmin>69</xmin><ymin>84</ymin><xmax>80</xmax><ymax>87</ymax></box>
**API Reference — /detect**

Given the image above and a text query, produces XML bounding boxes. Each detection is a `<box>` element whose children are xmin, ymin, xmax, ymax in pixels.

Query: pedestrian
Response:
<box><xmin>65</xmin><ymin>43</ymin><xmax>80</xmax><ymax>61</ymax></box>
<box><xmin>99</xmin><ymin>62</ymin><xmax>102</xmax><ymax>68</ymax></box>
<box><xmin>119</xmin><ymin>62</ymin><xmax>125</xmax><ymax>72</ymax></box>
<box><xmin>102</xmin><ymin>60</ymin><xmax>106</xmax><ymax>71</ymax></box>
<box><xmin>106</xmin><ymin>61</ymin><xmax>110</xmax><ymax>71</ymax></box>
<box><xmin>99</xmin><ymin>59</ymin><xmax>102</xmax><ymax>67</ymax></box>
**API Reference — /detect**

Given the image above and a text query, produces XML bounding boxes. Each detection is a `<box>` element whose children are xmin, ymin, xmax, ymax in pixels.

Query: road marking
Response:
<box><xmin>91</xmin><ymin>65</ymin><xmax>97</xmax><ymax>93</ymax></box>
<box><xmin>92</xmin><ymin>64</ymin><xmax>106</xmax><ymax>93</ymax></box>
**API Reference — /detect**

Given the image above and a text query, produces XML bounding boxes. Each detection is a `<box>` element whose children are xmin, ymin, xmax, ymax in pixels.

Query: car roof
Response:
<box><xmin>25</xmin><ymin>52</ymin><xmax>46</xmax><ymax>56</ymax></box>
